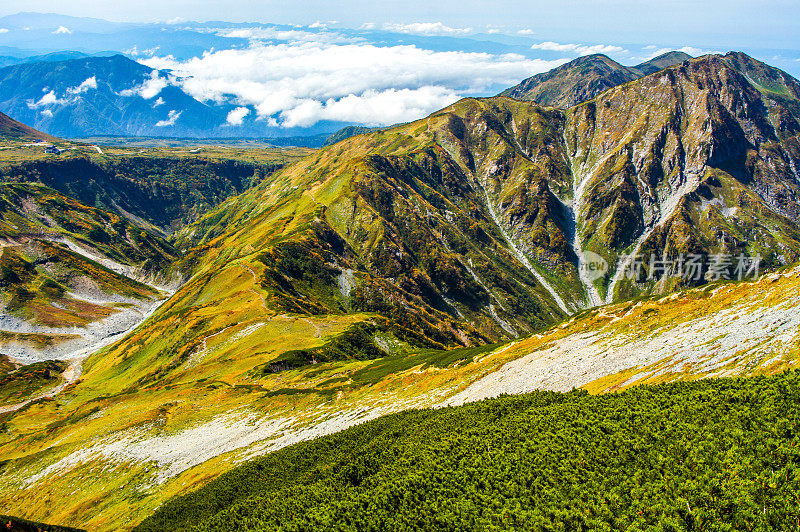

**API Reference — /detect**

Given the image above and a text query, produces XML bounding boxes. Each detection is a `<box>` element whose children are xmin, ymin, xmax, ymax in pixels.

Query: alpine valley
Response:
<box><xmin>1</xmin><ymin>48</ymin><xmax>800</xmax><ymax>531</ymax></box>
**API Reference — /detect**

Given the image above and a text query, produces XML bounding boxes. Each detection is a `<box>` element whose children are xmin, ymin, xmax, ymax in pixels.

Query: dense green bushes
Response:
<box><xmin>137</xmin><ymin>372</ymin><xmax>800</xmax><ymax>531</ymax></box>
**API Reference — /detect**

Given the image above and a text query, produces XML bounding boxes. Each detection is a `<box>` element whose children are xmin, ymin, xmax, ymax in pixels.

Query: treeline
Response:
<box><xmin>137</xmin><ymin>371</ymin><xmax>800</xmax><ymax>531</ymax></box>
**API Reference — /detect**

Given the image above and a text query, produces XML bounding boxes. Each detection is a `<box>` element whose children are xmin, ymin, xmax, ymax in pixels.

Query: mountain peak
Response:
<box><xmin>501</xmin><ymin>51</ymin><xmax>693</xmax><ymax>108</ymax></box>
<box><xmin>634</xmin><ymin>50</ymin><xmax>693</xmax><ymax>75</ymax></box>
<box><xmin>500</xmin><ymin>54</ymin><xmax>638</xmax><ymax>108</ymax></box>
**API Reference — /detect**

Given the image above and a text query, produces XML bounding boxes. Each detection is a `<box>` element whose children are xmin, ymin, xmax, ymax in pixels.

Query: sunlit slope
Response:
<box><xmin>1</xmin><ymin>262</ymin><xmax>798</xmax><ymax>530</ymax></box>
<box><xmin>139</xmin><ymin>372</ymin><xmax>800</xmax><ymax>532</ymax></box>
<box><xmin>564</xmin><ymin>52</ymin><xmax>800</xmax><ymax>302</ymax></box>
<box><xmin>0</xmin><ymin>182</ymin><xmax>177</xmax><ymax>363</ymax></box>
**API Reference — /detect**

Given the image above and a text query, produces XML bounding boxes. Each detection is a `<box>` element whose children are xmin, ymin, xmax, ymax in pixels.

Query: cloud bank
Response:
<box><xmin>143</xmin><ymin>38</ymin><xmax>566</xmax><ymax>128</ymax></box>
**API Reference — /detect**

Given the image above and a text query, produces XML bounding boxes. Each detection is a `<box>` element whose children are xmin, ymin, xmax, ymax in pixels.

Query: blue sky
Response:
<box><xmin>2</xmin><ymin>0</ymin><xmax>797</xmax><ymax>51</ymax></box>
<box><xmin>0</xmin><ymin>2</ymin><xmax>797</xmax><ymax>132</ymax></box>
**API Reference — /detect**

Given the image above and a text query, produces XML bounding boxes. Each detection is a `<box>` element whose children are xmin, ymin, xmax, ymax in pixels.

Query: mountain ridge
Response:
<box><xmin>500</xmin><ymin>50</ymin><xmax>693</xmax><ymax>107</ymax></box>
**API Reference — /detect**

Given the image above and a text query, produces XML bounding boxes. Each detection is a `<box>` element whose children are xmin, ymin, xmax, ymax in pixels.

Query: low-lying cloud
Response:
<box><xmin>156</xmin><ymin>109</ymin><xmax>181</xmax><ymax>127</ymax></box>
<box><xmin>119</xmin><ymin>70</ymin><xmax>169</xmax><ymax>99</ymax></box>
<box><xmin>67</xmin><ymin>76</ymin><xmax>98</xmax><ymax>94</ymax></box>
<box><xmin>143</xmin><ymin>39</ymin><xmax>566</xmax><ymax>128</ymax></box>
<box><xmin>226</xmin><ymin>106</ymin><xmax>250</xmax><ymax>125</ymax></box>
<box><xmin>643</xmin><ymin>45</ymin><xmax>719</xmax><ymax>60</ymax></box>
<box><xmin>26</xmin><ymin>90</ymin><xmax>67</xmax><ymax>109</ymax></box>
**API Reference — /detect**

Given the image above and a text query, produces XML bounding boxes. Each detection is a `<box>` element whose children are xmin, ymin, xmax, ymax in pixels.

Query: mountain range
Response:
<box><xmin>1</xmin><ymin>50</ymin><xmax>800</xmax><ymax>530</ymax></box>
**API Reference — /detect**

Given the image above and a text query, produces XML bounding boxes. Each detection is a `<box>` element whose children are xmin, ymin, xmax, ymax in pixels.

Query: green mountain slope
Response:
<box><xmin>1</xmin><ymin>258</ymin><xmax>797</xmax><ymax>530</ymax></box>
<box><xmin>0</xmin><ymin>182</ymin><xmax>176</xmax><ymax>369</ymax></box>
<box><xmin>633</xmin><ymin>50</ymin><xmax>694</xmax><ymax>75</ymax></box>
<box><xmin>0</xmin><ymin>145</ymin><xmax>311</xmax><ymax>232</ymax></box>
<box><xmin>138</xmin><ymin>371</ymin><xmax>800</xmax><ymax>531</ymax></box>
<box><xmin>500</xmin><ymin>53</ymin><xmax>642</xmax><ymax>108</ymax></box>
<box><xmin>500</xmin><ymin>51</ymin><xmax>693</xmax><ymax>109</ymax></box>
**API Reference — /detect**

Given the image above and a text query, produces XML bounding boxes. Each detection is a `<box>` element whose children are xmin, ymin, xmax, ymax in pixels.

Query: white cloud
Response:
<box><xmin>281</xmin><ymin>87</ymin><xmax>459</xmax><ymax>128</ymax></box>
<box><xmin>153</xmin><ymin>96</ymin><xmax>165</xmax><ymax>107</ymax></box>
<box><xmin>517</xmin><ymin>29</ymin><xmax>536</xmax><ymax>36</ymax></box>
<box><xmin>67</xmin><ymin>76</ymin><xmax>97</xmax><ymax>95</ymax></box>
<box><xmin>226</xmin><ymin>106</ymin><xmax>251</xmax><ymax>125</ymax></box>
<box><xmin>119</xmin><ymin>70</ymin><xmax>169</xmax><ymax>99</ymax></box>
<box><xmin>531</xmin><ymin>41</ymin><xmax>626</xmax><ymax>56</ymax></box>
<box><xmin>52</xmin><ymin>26</ymin><xmax>72</xmax><ymax>35</ymax></box>
<box><xmin>126</xmin><ymin>45</ymin><xmax>161</xmax><ymax>57</ymax></box>
<box><xmin>382</xmin><ymin>22</ymin><xmax>472</xmax><ymax>36</ymax></box>
<box><xmin>26</xmin><ymin>90</ymin><xmax>67</xmax><ymax>109</ymax></box>
<box><xmin>155</xmin><ymin>110</ymin><xmax>181</xmax><ymax>127</ymax></box>
<box><xmin>40</xmin><ymin>109</ymin><xmax>53</xmax><ymax>118</ymax></box>
<box><xmin>143</xmin><ymin>42</ymin><xmax>565</xmax><ymax>128</ymax></box>
<box><xmin>0</xmin><ymin>28</ymin><xmax>9</xmax><ymax>34</ymax></box>
<box><xmin>360</xmin><ymin>22</ymin><xmax>377</xmax><ymax>30</ymax></box>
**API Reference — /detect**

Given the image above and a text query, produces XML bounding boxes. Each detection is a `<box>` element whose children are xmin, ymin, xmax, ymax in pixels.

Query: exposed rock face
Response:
<box><xmin>128</xmin><ymin>53</ymin><xmax>800</xmax><ymax>368</ymax></box>
<box><xmin>564</xmin><ymin>53</ymin><xmax>800</xmax><ymax>301</ymax></box>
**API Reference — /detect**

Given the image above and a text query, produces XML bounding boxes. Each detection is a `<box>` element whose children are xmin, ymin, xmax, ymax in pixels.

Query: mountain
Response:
<box><xmin>1</xmin><ymin>148</ymin><xmax>301</xmax><ymax>231</ymax></box>
<box><xmin>3</xmin><ymin>246</ymin><xmax>799</xmax><ymax>530</ymax></box>
<box><xmin>323</xmin><ymin>125</ymin><xmax>379</xmax><ymax>146</ymax></box>
<box><xmin>0</xmin><ymin>109</ymin><xmax>55</xmax><ymax>141</ymax></box>
<box><xmin>2</xmin><ymin>51</ymin><xmax>800</xmax><ymax>530</ymax></box>
<box><xmin>633</xmin><ymin>50</ymin><xmax>693</xmax><ymax>75</ymax></box>
<box><xmin>0</xmin><ymin>55</ymin><xmax>224</xmax><ymax>137</ymax></box>
<box><xmin>500</xmin><ymin>51</ymin><xmax>692</xmax><ymax>107</ymax></box>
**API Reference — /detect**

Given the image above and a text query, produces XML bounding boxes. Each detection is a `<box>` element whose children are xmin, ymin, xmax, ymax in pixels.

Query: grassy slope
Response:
<box><xmin>139</xmin><ymin>371</ymin><xmax>800</xmax><ymax>531</ymax></box>
<box><xmin>0</xmin><ymin>264</ymin><xmax>797</xmax><ymax>530</ymax></box>
<box><xmin>0</xmin><ymin>182</ymin><xmax>174</xmax><ymax>329</ymax></box>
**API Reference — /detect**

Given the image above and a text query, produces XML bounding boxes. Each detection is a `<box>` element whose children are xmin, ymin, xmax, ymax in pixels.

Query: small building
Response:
<box><xmin>43</xmin><ymin>145</ymin><xmax>60</xmax><ymax>154</ymax></box>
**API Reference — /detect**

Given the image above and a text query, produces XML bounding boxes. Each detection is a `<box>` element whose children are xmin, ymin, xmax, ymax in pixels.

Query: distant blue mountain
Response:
<box><xmin>0</xmin><ymin>54</ymin><xmax>225</xmax><ymax>137</ymax></box>
<box><xmin>0</xmin><ymin>54</ymin><xmax>352</xmax><ymax>139</ymax></box>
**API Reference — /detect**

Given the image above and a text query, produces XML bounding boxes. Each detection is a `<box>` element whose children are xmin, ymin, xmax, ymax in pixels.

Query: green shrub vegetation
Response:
<box><xmin>0</xmin><ymin>514</ymin><xmax>84</xmax><ymax>532</ymax></box>
<box><xmin>137</xmin><ymin>371</ymin><xmax>800</xmax><ymax>531</ymax></box>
